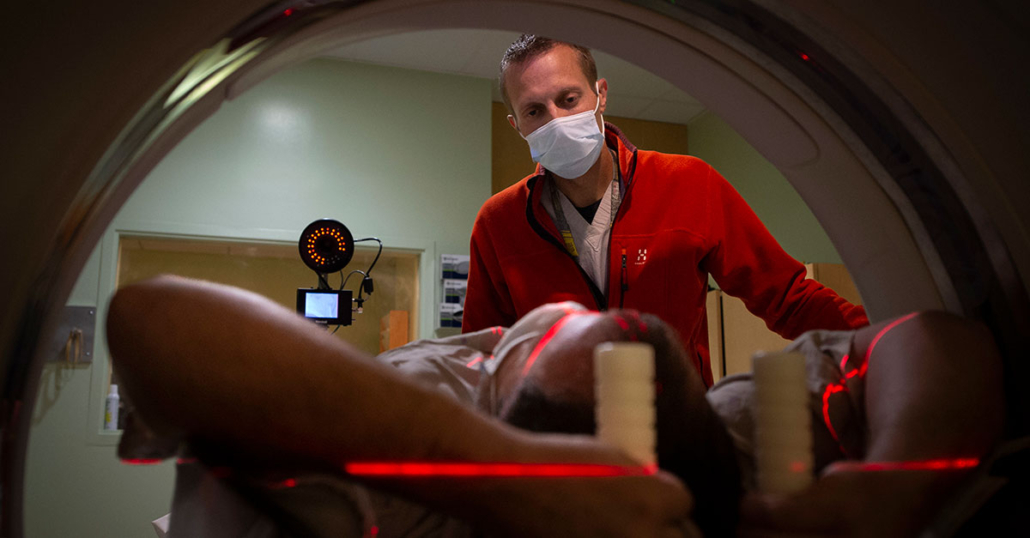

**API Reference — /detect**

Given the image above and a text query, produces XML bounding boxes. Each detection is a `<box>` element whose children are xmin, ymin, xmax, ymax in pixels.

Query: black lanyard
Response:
<box><xmin>550</xmin><ymin>149</ymin><xmax>621</xmax><ymax>261</ymax></box>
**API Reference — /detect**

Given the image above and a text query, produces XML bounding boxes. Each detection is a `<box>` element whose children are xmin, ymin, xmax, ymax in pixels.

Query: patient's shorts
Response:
<box><xmin>707</xmin><ymin>328</ymin><xmax>867</xmax><ymax>490</ymax></box>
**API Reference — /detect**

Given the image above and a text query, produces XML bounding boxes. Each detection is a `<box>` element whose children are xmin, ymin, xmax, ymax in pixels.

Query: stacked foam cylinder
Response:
<box><xmin>752</xmin><ymin>350</ymin><xmax>814</xmax><ymax>493</ymax></box>
<box><xmin>593</xmin><ymin>342</ymin><xmax>657</xmax><ymax>466</ymax></box>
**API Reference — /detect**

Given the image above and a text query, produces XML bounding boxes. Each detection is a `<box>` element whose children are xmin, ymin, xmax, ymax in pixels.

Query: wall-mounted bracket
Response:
<box><xmin>47</xmin><ymin>306</ymin><xmax>96</xmax><ymax>364</ymax></box>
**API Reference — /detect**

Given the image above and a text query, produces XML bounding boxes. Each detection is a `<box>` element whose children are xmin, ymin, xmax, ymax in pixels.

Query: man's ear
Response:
<box><xmin>597</xmin><ymin>78</ymin><xmax>609</xmax><ymax>114</ymax></box>
<box><xmin>507</xmin><ymin>114</ymin><xmax>519</xmax><ymax>133</ymax></box>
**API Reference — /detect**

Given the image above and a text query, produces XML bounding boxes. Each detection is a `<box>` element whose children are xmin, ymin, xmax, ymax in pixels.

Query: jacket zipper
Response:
<box><xmin>525</xmin><ymin>147</ymin><xmax>638</xmax><ymax>312</ymax></box>
<box><xmin>620</xmin><ymin>249</ymin><xmax>628</xmax><ymax>309</ymax></box>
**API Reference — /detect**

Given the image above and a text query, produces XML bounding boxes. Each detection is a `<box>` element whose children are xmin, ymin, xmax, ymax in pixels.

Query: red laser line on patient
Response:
<box><xmin>344</xmin><ymin>461</ymin><xmax>658</xmax><ymax>478</ymax></box>
<box><xmin>155</xmin><ymin>462</ymin><xmax>656</xmax><ymax>485</ymax></box>
<box><xmin>836</xmin><ymin>458</ymin><xmax>980</xmax><ymax>472</ymax></box>
<box><xmin>121</xmin><ymin>458</ymin><xmax>163</xmax><ymax>465</ymax></box>
<box><xmin>521</xmin><ymin>311</ymin><xmax>596</xmax><ymax>375</ymax></box>
<box><xmin>628</xmin><ymin>311</ymin><xmax>648</xmax><ymax>334</ymax></box>
<box><xmin>612</xmin><ymin>315</ymin><xmax>632</xmax><ymax>333</ymax></box>
<box><xmin>864</xmin><ymin>312</ymin><xmax>919</xmax><ymax>366</ymax></box>
<box><xmin>822</xmin><ymin>313</ymin><xmax>922</xmax><ymax>453</ymax></box>
<box><xmin>821</xmin><ymin>383</ymin><xmax>848</xmax><ymax>451</ymax></box>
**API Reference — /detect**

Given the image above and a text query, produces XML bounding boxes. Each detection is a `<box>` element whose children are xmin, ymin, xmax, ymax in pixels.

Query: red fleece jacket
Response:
<box><xmin>464</xmin><ymin>124</ymin><xmax>868</xmax><ymax>386</ymax></box>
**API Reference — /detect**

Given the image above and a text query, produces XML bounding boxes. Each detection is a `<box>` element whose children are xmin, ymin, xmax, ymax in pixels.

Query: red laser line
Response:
<box><xmin>521</xmin><ymin>312</ymin><xmax>595</xmax><ymax>375</ymax></box>
<box><xmin>344</xmin><ymin>461</ymin><xmax>658</xmax><ymax>477</ymax></box>
<box><xmin>822</xmin><ymin>383</ymin><xmax>848</xmax><ymax>452</ymax></box>
<box><xmin>626</xmin><ymin>310</ymin><xmax>648</xmax><ymax>334</ymax></box>
<box><xmin>269</xmin><ymin>478</ymin><xmax>298</xmax><ymax>489</ymax></box>
<box><xmin>864</xmin><ymin>312</ymin><xmax>920</xmax><ymax>366</ymax></box>
<box><xmin>822</xmin><ymin>313</ymin><xmax>922</xmax><ymax>455</ymax></box>
<box><xmin>121</xmin><ymin>458</ymin><xmax>164</xmax><ymax>465</ymax></box>
<box><xmin>834</xmin><ymin>458</ymin><xmax>979</xmax><ymax>472</ymax></box>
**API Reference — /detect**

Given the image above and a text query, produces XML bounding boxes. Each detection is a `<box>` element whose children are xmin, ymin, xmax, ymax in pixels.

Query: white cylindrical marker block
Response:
<box><xmin>594</xmin><ymin>342</ymin><xmax>657</xmax><ymax>466</ymax></box>
<box><xmin>752</xmin><ymin>351</ymin><xmax>813</xmax><ymax>493</ymax></box>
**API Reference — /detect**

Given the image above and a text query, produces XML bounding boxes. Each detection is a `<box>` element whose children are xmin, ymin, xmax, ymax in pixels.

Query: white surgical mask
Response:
<box><xmin>518</xmin><ymin>84</ymin><xmax>605</xmax><ymax>180</ymax></box>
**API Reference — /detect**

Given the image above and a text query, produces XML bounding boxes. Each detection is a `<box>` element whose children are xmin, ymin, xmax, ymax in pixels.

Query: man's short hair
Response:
<box><xmin>499</xmin><ymin>34</ymin><xmax>598</xmax><ymax>111</ymax></box>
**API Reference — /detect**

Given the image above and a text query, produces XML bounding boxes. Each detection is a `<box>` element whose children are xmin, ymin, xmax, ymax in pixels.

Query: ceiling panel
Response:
<box><xmin>635</xmin><ymin>99</ymin><xmax>708</xmax><ymax>126</ymax></box>
<box><xmin>323</xmin><ymin>29</ymin><xmax>706</xmax><ymax>126</ymax></box>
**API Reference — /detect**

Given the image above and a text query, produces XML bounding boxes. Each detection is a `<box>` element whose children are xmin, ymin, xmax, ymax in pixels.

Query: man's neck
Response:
<box><xmin>552</xmin><ymin>148</ymin><xmax>614</xmax><ymax>208</ymax></box>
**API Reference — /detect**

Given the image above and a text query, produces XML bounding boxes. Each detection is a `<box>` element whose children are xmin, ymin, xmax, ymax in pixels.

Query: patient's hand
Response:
<box><xmin>478</xmin><ymin>435</ymin><xmax>700</xmax><ymax>538</ymax></box>
<box><xmin>368</xmin><ymin>432</ymin><xmax>700</xmax><ymax>538</ymax></box>
<box><xmin>737</xmin><ymin>462</ymin><xmax>968</xmax><ymax>537</ymax></box>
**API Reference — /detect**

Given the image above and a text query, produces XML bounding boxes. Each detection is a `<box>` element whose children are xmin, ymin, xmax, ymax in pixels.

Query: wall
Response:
<box><xmin>688</xmin><ymin>111</ymin><xmax>842</xmax><ymax>267</ymax></box>
<box><xmin>26</xmin><ymin>247</ymin><xmax>179</xmax><ymax>538</ymax></box>
<box><xmin>25</xmin><ymin>58</ymin><xmax>492</xmax><ymax>538</ymax></box>
<box><xmin>117</xmin><ymin>239</ymin><xmax>420</xmax><ymax>356</ymax></box>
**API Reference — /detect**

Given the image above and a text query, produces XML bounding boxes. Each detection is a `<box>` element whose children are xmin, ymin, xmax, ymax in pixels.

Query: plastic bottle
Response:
<box><xmin>593</xmin><ymin>342</ymin><xmax>656</xmax><ymax>466</ymax></box>
<box><xmin>104</xmin><ymin>384</ymin><xmax>120</xmax><ymax>431</ymax></box>
<box><xmin>751</xmin><ymin>351</ymin><xmax>813</xmax><ymax>493</ymax></box>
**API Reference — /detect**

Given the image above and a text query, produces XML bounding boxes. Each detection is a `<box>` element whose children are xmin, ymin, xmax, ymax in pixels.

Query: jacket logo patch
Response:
<box><xmin>636</xmin><ymin>248</ymin><xmax>648</xmax><ymax>265</ymax></box>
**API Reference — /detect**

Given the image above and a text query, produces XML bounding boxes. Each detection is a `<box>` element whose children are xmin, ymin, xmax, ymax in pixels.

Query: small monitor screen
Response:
<box><xmin>296</xmin><ymin>289</ymin><xmax>352</xmax><ymax>325</ymax></box>
<box><xmin>305</xmin><ymin>292</ymin><xmax>338</xmax><ymax>318</ymax></box>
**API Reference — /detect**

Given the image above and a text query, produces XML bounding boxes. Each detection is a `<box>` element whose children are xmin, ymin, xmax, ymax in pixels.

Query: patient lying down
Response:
<box><xmin>108</xmin><ymin>276</ymin><xmax>1005</xmax><ymax>538</ymax></box>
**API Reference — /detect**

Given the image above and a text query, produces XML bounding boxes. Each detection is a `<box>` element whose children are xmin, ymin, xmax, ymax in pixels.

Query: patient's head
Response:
<box><xmin>489</xmin><ymin>306</ymin><xmax>742</xmax><ymax>536</ymax></box>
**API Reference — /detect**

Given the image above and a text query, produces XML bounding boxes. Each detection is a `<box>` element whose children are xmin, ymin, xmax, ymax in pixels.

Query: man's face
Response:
<box><xmin>505</xmin><ymin>45</ymin><xmax>608</xmax><ymax>137</ymax></box>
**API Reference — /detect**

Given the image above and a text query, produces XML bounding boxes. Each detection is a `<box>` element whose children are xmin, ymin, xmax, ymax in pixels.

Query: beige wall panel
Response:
<box><xmin>806</xmin><ymin>262</ymin><xmax>864</xmax><ymax>306</ymax></box>
<box><xmin>722</xmin><ymin>263</ymin><xmax>860</xmax><ymax>376</ymax></box>
<box><xmin>721</xmin><ymin>294</ymin><xmax>793</xmax><ymax>376</ymax></box>
<box><xmin>118</xmin><ymin>238</ymin><xmax>419</xmax><ymax>357</ymax></box>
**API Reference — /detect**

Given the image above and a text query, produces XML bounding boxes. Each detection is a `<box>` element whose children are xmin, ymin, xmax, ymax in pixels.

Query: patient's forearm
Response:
<box><xmin>107</xmin><ymin>276</ymin><xmax>697</xmax><ymax>537</ymax></box>
<box><xmin>107</xmin><ymin>275</ymin><xmax>524</xmax><ymax>467</ymax></box>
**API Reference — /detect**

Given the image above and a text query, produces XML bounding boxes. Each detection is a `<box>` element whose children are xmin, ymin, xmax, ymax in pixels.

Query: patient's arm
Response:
<box><xmin>740</xmin><ymin>311</ymin><xmax>1005</xmax><ymax>537</ymax></box>
<box><xmin>107</xmin><ymin>276</ymin><xmax>696</xmax><ymax>537</ymax></box>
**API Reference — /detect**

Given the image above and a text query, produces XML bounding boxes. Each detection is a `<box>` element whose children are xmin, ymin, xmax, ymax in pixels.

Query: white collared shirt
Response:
<box><xmin>542</xmin><ymin>178</ymin><xmax>615</xmax><ymax>293</ymax></box>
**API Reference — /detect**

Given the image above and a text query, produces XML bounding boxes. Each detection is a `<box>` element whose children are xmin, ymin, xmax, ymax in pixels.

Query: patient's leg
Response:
<box><xmin>859</xmin><ymin>311</ymin><xmax>1004</xmax><ymax>462</ymax></box>
<box><xmin>740</xmin><ymin>311</ymin><xmax>1005</xmax><ymax>537</ymax></box>
<box><xmin>499</xmin><ymin>311</ymin><xmax>742</xmax><ymax>537</ymax></box>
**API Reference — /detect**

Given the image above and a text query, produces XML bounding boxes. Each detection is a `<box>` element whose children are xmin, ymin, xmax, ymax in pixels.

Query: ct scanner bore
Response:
<box><xmin>3</xmin><ymin>1</ymin><xmax>1028</xmax><ymax>536</ymax></box>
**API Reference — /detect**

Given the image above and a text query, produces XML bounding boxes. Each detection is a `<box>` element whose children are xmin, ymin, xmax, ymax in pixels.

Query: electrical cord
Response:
<box><xmin>340</xmin><ymin>269</ymin><xmax>367</xmax><ymax>291</ymax></box>
<box><xmin>352</xmin><ymin>238</ymin><xmax>382</xmax><ymax>305</ymax></box>
<box><xmin>322</xmin><ymin>237</ymin><xmax>383</xmax><ymax>331</ymax></box>
<box><xmin>354</xmin><ymin>237</ymin><xmax>383</xmax><ymax>277</ymax></box>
